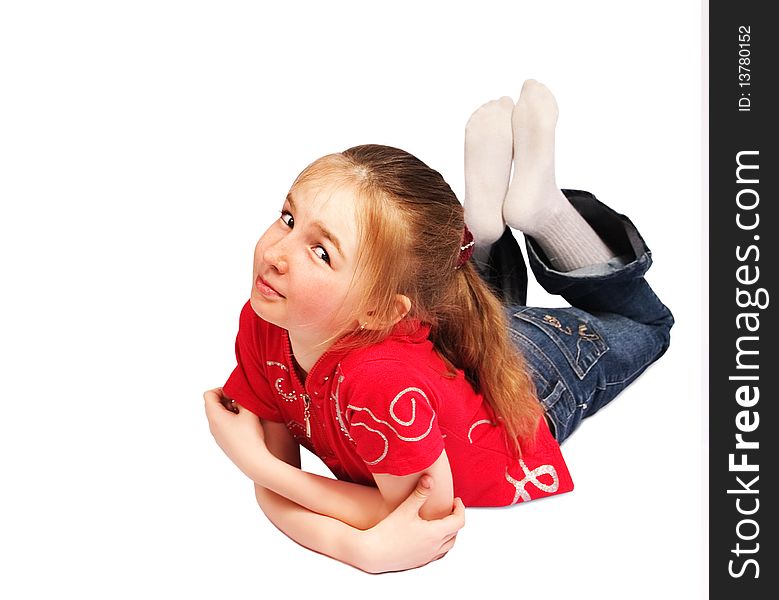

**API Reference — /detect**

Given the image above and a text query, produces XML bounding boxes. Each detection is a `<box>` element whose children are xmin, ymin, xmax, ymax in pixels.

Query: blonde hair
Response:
<box><xmin>290</xmin><ymin>145</ymin><xmax>542</xmax><ymax>452</ymax></box>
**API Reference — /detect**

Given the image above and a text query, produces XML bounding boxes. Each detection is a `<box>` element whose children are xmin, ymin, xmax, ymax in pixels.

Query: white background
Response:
<box><xmin>0</xmin><ymin>1</ymin><xmax>704</xmax><ymax>598</ymax></box>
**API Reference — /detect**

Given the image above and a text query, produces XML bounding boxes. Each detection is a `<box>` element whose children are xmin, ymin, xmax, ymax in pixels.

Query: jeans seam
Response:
<box><xmin>508</xmin><ymin>328</ymin><xmax>577</xmax><ymax>441</ymax></box>
<box><xmin>604</xmin><ymin>363</ymin><xmax>650</xmax><ymax>387</ymax></box>
<box><xmin>508</xmin><ymin>327</ymin><xmax>570</xmax><ymax>394</ymax></box>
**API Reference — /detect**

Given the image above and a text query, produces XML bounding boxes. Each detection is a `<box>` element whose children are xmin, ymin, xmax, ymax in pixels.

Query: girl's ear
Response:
<box><xmin>361</xmin><ymin>294</ymin><xmax>411</xmax><ymax>330</ymax></box>
<box><xmin>391</xmin><ymin>294</ymin><xmax>412</xmax><ymax>325</ymax></box>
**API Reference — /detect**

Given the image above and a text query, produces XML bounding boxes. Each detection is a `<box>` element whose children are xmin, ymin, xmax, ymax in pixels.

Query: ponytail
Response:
<box><xmin>431</xmin><ymin>263</ymin><xmax>542</xmax><ymax>455</ymax></box>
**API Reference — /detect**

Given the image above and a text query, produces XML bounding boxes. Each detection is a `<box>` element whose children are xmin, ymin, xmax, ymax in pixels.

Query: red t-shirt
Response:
<box><xmin>223</xmin><ymin>301</ymin><xmax>574</xmax><ymax>507</ymax></box>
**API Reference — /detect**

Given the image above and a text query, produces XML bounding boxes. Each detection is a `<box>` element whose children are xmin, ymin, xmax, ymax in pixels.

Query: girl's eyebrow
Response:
<box><xmin>286</xmin><ymin>192</ymin><xmax>345</xmax><ymax>258</ymax></box>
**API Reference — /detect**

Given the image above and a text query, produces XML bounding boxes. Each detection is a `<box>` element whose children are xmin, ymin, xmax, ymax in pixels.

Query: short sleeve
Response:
<box><xmin>342</xmin><ymin>361</ymin><xmax>445</xmax><ymax>476</ymax></box>
<box><xmin>222</xmin><ymin>302</ymin><xmax>284</xmax><ymax>422</ymax></box>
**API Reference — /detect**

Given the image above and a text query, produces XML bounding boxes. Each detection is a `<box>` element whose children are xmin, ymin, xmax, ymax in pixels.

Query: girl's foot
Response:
<box><xmin>503</xmin><ymin>80</ymin><xmax>615</xmax><ymax>271</ymax></box>
<box><xmin>502</xmin><ymin>79</ymin><xmax>563</xmax><ymax>234</ymax></box>
<box><xmin>463</xmin><ymin>96</ymin><xmax>514</xmax><ymax>248</ymax></box>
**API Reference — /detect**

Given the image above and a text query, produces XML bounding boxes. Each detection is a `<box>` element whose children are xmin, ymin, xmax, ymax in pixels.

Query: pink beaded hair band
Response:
<box><xmin>455</xmin><ymin>225</ymin><xmax>475</xmax><ymax>270</ymax></box>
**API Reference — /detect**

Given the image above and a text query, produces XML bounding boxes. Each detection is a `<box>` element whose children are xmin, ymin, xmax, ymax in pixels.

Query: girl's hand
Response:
<box><xmin>360</xmin><ymin>475</ymin><xmax>466</xmax><ymax>573</ymax></box>
<box><xmin>203</xmin><ymin>387</ymin><xmax>270</xmax><ymax>483</ymax></box>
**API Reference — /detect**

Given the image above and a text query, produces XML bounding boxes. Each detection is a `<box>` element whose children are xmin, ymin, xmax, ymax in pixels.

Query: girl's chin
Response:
<box><xmin>249</xmin><ymin>299</ymin><xmax>298</xmax><ymax>335</ymax></box>
<box><xmin>249</xmin><ymin>296</ymin><xmax>278</xmax><ymax>323</ymax></box>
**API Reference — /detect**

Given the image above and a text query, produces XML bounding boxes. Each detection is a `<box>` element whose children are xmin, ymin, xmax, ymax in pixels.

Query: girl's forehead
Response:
<box><xmin>291</xmin><ymin>174</ymin><xmax>363</xmax><ymax>210</ymax></box>
<box><xmin>289</xmin><ymin>176</ymin><xmax>363</xmax><ymax>251</ymax></box>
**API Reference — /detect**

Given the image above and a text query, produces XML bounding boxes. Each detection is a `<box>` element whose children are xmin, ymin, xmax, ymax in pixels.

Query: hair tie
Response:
<box><xmin>455</xmin><ymin>225</ymin><xmax>475</xmax><ymax>270</ymax></box>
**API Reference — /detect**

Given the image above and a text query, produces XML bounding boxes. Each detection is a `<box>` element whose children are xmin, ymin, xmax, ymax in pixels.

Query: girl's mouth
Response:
<box><xmin>256</xmin><ymin>275</ymin><xmax>284</xmax><ymax>298</ymax></box>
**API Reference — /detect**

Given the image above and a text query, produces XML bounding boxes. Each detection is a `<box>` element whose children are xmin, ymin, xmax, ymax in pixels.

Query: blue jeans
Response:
<box><xmin>478</xmin><ymin>190</ymin><xmax>674</xmax><ymax>443</ymax></box>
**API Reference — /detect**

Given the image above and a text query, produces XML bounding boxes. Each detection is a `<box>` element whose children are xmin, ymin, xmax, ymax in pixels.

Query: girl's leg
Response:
<box><xmin>500</xmin><ymin>80</ymin><xmax>672</xmax><ymax>324</ymax></box>
<box><xmin>511</xmin><ymin>188</ymin><xmax>675</xmax><ymax>442</ymax></box>
<box><xmin>462</xmin><ymin>81</ymin><xmax>622</xmax><ymax>306</ymax></box>
<box><xmin>503</xmin><ymin>80</ymin><xmax>616</xmax><ymax>272</ymax></box>
<box><xmin>463</xmin><ymin>96</ymin><xmax>529</xmax><ymax>305</ymax></box>
<box><xmin>494</xmin><ymin>81</ymin><xmax>674</xmax><ymax>442</ymax></box>
<box><xmin>462</xmin><ymin>96</ymin><xmax>514</xmax><ymax>262</ymax></box>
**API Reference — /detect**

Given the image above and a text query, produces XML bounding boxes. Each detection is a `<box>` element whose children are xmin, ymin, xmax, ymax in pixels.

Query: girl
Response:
<box><xmin>204</xmin><ymin>80</ymin><xmax>674</xmax><ymax>573</ymax></box>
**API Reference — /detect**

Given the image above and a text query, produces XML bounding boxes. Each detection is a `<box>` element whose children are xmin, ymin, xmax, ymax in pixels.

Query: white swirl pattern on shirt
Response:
<box><xmin>346</xmin><ymin>387</ymin><xmax>436</xmax><ymax>466</ymax></box>
<box><xmin>331</xmin><ymin>368</ymin><xmax>354</xmax><ymax>443</ymax></box>
<box><xmin>266</xmin><ymin>360</ymin><xmax>296</xmax><ymax>402</ymax></box>
<box><xmin>505</xmin><ymin>459</ymin><xmax>560</xmax><ymax>503</ymax></box>
<box><xmin>467</xmin><ymin>419</ymin><xmax>493</xmax><ymax>443</ymax></box>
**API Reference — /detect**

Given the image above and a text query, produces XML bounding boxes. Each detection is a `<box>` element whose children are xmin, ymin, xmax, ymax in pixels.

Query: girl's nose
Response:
<box><xmin>263</xmin><ymin>240</ymin><xmax>289</xmax><ymax>274</ymax></box>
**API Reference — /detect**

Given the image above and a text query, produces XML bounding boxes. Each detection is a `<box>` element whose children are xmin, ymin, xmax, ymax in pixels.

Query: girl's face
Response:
<box><xmin>250</xmin><ymin>176</ymin><xmax>365</xmax><ymax>347</ymax></box>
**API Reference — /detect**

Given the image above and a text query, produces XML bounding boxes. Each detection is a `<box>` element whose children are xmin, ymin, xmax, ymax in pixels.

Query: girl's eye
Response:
<box><xmin>280</xmin><ymin>210</ymin><xmax>294</xmax><ymax>228</ymax></box>
<box><xmin>313</xmin><ymin>246</ymin><xmax>330</xmax><ymax>264</ymax></box>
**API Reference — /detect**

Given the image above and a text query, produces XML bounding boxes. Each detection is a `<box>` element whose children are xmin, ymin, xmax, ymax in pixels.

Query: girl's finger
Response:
<box><xmin>437</xmin><ymin>535</ymin><xmax>457</xmax><ymax>555</ymax></box>
<box><xmin>204</xmin><ymin>388</ymin><xmax>232</xmax><ymax>408</ymax></box>
<box><xmin>430</xmin><ymin>536</ymin><xmax>456</xmax><ymax>563</ymax></box>
<box><xmin>441</xmin><ymin>532</ymin><xmax>457</xmax><ymax>545</ymax></box>
<box><xmin>433</xmin><ymin>498</ymin><xmax>466</xmax><ymax>535</ymax></box>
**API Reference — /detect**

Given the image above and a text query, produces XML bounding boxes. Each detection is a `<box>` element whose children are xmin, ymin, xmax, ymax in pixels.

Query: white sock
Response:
<box><xmin>463</xmin><ymin>96</ymin><xmax>514</xmax><ymax>247</ymax></box>
<box><xmin>503</xmin><ymin>80</ymin><xmax>615</xmax><ymax>272</ymax></box>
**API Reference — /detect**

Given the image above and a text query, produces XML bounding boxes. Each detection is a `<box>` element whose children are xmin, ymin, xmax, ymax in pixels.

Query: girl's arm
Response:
<box><xmin>206</xmin><ymin>388</ymin><xmax>387</xmax><ymax>529</ymax></box>
<box><xmin>259</xmin><ymin>419</ymin><xmax>388</xmax><ymax>529</ymax></box>
<box><xmin>371</xmin><ymin>453</ymin><xmax>455</xmax><ymax>521</ymax></box>
<box><xmin>259</xmin><ymin>420</ymin><xmax>454</xmax><ymax>529</ymax></box>
<box><xmin>254</xmin><ymin>477</ymin><xmax>463</xmax><ymax>573</ymax></box>
<box><xmin>255</xmin><ymin>420</ymin><xmax>465</xmax><ymax>573</ymax></box>
<box><xmin>205</xmin><ymin>388</ymin><xmax>455</xmax><ymax>530</ymax></box>
<box><xmin>253</xmin><ymin>483</ymin><xmax>368</xmax><ymax>570</ymax></box>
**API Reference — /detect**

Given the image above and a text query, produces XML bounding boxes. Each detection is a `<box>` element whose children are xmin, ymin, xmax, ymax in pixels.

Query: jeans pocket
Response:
<box><xmin>513</xmin><ymin>307</ymin><xmax>610</xmax><ymax>380</ymax></box>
